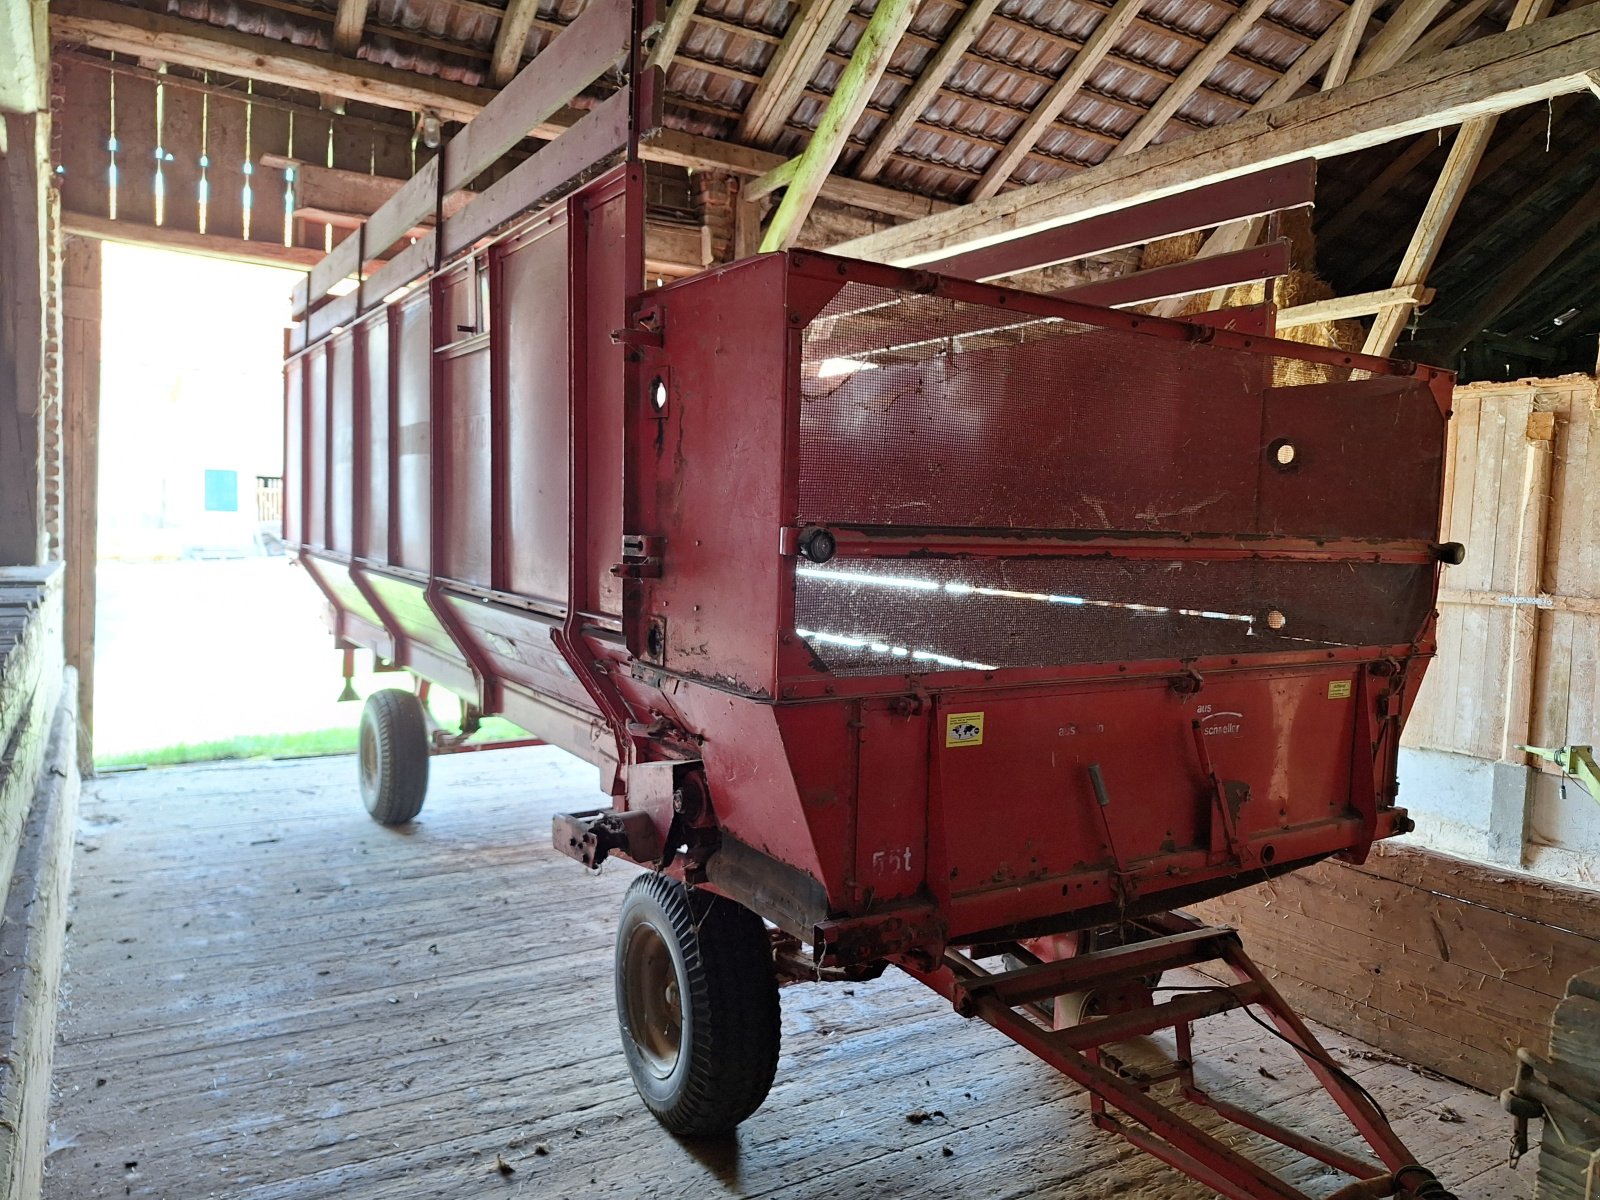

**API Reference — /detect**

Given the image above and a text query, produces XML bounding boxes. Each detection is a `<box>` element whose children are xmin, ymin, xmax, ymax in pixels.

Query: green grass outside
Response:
<box><xmin>95</xmin><ymin>713</ymin><xmax>529</xmax><ymax>770</ymax></box>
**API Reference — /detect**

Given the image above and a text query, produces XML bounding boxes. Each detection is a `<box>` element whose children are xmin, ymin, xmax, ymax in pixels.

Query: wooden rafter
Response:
<box><xmin>1113</xmin><ymin>0</ymin><xmax>1275</xmax><ymax>157</ymax></box>
<box><xmin>1436</xmin><ymin>174</ymin><xmax>1600</xmax><ymax>353</ymax></box>
<box><xmin>1320</xmin><ymin>131</ymin><xmax>1449</xmax><ymax>242</ymax></box>
<box><xmin>489</xmin><ymin>0</ymin><xmax>542</xmax><ymax>85</ymax></box>
<box><xmin>1362</xmin><ymin>0</ymin><xmax>1557</xmax><ymax>355</ymax></box>
<box><xmin>331</xmin><ymin>0</ymin><xmax>369</xmax><ymax>54</ymax></box>
<box><xmin>739</xmin><ymin>0</ymin><xmax>855</xmax><ymax>147</ymax></box>
<box><xmin>972</xmin><ymin>0</ymin><xmax>1147</xmax><ymax>198</ymax></box>
<box><xmin>648</xmin><ymin>0</ymin><xmax>701</xmax><ymax>71</ymax></box>
<box><xmin>833</xmin><ymin>3</ymin><xmax>1600</xmax><ymax>267</ymax></box>
<box><xmin>1405</xmin><ymin>0</ymin><xmax>1498</xmax><ymax>62</ymax></box>
<box><xmin>759</xmin><ymin>0</ymin><xmax>919</xmax><ymax>249</ymax></box>
<box><xmin>1321</xmin><ymin>0</ymin><xmax>1378</xmax><ymax>90</ymax></box>
<box><xmin>1349</xmin><ymin>0</ymin><xmax>1453</xmax><ymax>80</ymax></box>
<box><xmin>855</xmin><ymin>0</ymin><xmax>1002</xmax><ymax>182</ymax></box>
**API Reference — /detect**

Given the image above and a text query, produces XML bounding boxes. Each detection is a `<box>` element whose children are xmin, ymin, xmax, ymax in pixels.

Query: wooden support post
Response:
<box><xmin>0</xmin><ymin>110</ymin><xmax>51</xmax><ymax>566</ymax></box>
<box><xmin>759</xmin><ymin>0</ymin><xmax>919</xmax><ymax>252</ymax></box>
<box><xmin>62</xmin><ymin>237</ymin><xmax>100</xmax><ymax>775</ymax></box>
<box><xmin>970</xmin><ymin>0</ymin><xmax>1147</xmax><ymax>197</ymax></box>
<box><xmin>1112</xmin><ymin>0</ymin><xmax>1274</xmax><ymax>157</ymax></box>
<box><xmin>856</xmin><ymin>0</ymin><xmax>1002</xmax><ymax>182</ymax></box>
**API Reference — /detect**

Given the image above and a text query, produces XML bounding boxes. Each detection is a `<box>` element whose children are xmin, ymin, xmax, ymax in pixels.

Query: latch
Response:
<box><xmin>612</xmin><ymin>533</ymin><xmax>664</xmax><ymax>579</ymax></box>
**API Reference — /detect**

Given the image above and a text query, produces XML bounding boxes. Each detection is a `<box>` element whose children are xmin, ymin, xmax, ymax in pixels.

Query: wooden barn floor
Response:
<box><xmin>48</xmin><ymin>748</ymin><xmax>1528</xmax><ymax>1199</ymax></box>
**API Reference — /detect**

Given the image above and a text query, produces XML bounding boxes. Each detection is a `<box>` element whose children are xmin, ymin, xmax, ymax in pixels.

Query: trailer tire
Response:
<box><xmin>614</xmin><ymin>872</ymin><xmax>780</xmax><ymax>1137</ymax></box>
<box><xmin>358</xmin><ymin>689</ymin><xmax>430</xmax><ymax>825</ymax></box>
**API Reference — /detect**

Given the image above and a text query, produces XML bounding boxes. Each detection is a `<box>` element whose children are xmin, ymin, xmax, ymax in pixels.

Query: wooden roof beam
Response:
<box><xmin>1321</xmin><ymin>0</ymin><xmax>1379</xmax><ymax>90</ymax></box>
<box><xmin>971</xmin><ymin>0</ymin><xmax>1148</xmax><ymax>199</ymax></box>
<box><xmin>830</xmin><ymin>3</ymin><xmax>1600</xmax><ymax>267</ymax></box>
<box><xmin>739</xmin><ymin>0</ymin><xmax>856</xmax><ymax>147</ymax></box>
<box><xmin>1112</xmin><ymin>0</ymin><xmax>1275</xmax><ymax>157</ymax></box>
<box><xmin>1349</xmin><ymin>0</ymin><xmax>1454</xmax><ymax>80</ymax></box>
<box><xmin>331</xmin><ymin>0</ymin><xmax>370</xmax><ymax>54</ymax></box>
<box><xmin>47</xmin><ymin>0</ymin><xmax>943</xmax><ymax>223</ymax></box>
<box><xmin>855</xmin><ymin>0</ymin><xmax>1002</xmax><ymax>182</ymax></box>
<box><xmin>1362</xmin><ymin>0</ymin><xmax>1557</xmax><ymax>355</ymax></box>
<box><xmin>759</xmin><ymin>0</ymin><xmax>919</xmax><ymax>249</ymax></box>
<box><xmin>489</xmin><ymin>0</ymin><xmax>542</xmax><ymax>85</ymax></box>
<box><xmin>648</xmin><ymin>0</ymin><xmax>702</xmax><ymax>71</ymax></box>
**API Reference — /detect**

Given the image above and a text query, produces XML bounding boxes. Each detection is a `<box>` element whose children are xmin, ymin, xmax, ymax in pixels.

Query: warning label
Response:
<box><xmin>945</xmin><ymin>712</ymin><xmax>985</xmax><ymax>748</ymax></box>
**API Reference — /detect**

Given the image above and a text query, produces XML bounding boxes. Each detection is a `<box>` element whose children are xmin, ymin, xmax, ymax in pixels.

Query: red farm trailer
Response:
<box><xmin>284</xmin><ymin>10</ymin><xmax>1464</xmax><ymax>1197</ymax></box>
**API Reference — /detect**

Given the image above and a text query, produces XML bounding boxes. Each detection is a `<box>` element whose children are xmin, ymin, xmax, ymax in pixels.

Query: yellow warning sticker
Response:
<box><xmin>1327</xmin><ymin>680</ymin><xmax>1353</xmax><ymax>700</ymax></box>
<box><xmin>945</xmin><ymin>712</ymin><xmax>985</xmax><ymax>748</ymax></box>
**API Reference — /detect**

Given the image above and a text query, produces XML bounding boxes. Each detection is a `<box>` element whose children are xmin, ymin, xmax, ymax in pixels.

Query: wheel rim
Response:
<box><xmin>623</xmin><ymin>921</ymin><xmax>683</xmax><ymax>1079</ymax></box>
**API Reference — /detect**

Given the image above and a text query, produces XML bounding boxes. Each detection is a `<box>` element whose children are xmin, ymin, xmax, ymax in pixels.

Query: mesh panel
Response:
<box><xmin>794</xmin><ymin>283</ymin><xmax>1434</xmax><ymax>676</ymax></box>
<box><xmin>796</xmin><ymin>559</ymin><xmax>1433</xmax><ymax>675</ymax></box>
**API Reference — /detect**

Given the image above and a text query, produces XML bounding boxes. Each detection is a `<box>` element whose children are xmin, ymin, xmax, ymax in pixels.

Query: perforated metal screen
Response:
<box><xmin>793</xmin><ymin>283</ymin><xmax>1436</xmax><ymax>676</ymax></box>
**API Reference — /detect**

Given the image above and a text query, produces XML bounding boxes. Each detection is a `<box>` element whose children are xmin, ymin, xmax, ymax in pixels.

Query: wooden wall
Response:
<box><xmin>1192</xmin><ymin>841</ymin><xmax>1600</xmax><ymax>1093</ymax></box>
<box><xmin>1403</xmin><ymin>373</ymin><xmax>1600</xmax><ymax>875</ymax></box>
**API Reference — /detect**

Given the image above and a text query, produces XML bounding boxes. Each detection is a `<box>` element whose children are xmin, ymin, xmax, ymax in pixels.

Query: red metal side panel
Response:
<box><xmin>284</xmin><ymin>358</ymin><xmax>303</xmax><ymax>545</ymax></box>
<box><xmin>329</xmin><ymin>332</ymin><xmax>356</xmax><ymax>556</ymax></box>
<box><xmin>500</xmin><ymin>216</ymin><xmax>571</xmax><ymax>608</ymax></box>
<box><xmin>627</xmin><ymin>254</ymin><xmax>793</xmax><ymax>694</ymax></box>
<box><xmin>442</xmin><ymin>343</ymin><xmax>493</xmax><ymax>586</ymax></box>
<box><xmin>1258</xmin><ymin>376</ymin><xmax>1446</xmax><ymax>541</ymax></box>
<box><xmin>306</xmin><ymin>343</ymin><xmax>328</xmax><ymax>550</ymax></box>
<box><xmin>393</xmin><ymin>291</ymin><xmax>432</xmax><ymax>572</ymax></box>
<box><xmin>362</xmin><ymin>314</ymin><xmax>391</xmax><ymax>563</ymax></box>
<box><xmin>580</xmin><ymin>173</ymin><xmax>639</xmax><ymax>618</ymax></box>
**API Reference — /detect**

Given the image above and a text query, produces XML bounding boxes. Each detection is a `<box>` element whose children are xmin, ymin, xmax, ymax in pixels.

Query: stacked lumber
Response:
<box><xmin>1537</xmin><ymin>968</ymin><xmax>1600</xmax><ymax>1199</ymax></box>
<box><xmin>1189</xmin><ymin>842</ymin><xmax>1600</xmax><ymax>1092</ymax></box>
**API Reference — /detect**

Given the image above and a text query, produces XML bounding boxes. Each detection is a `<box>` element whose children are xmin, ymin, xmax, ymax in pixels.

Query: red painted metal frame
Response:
<box><xmin>1052</xmin><ymin>240</ymin><xmax>1291</xmax><ymax>308</ymax></box>
<box><xmin>926</xmin><ymin>161</ymin><xmax>1316</xmax><ymax>281</ymax></box>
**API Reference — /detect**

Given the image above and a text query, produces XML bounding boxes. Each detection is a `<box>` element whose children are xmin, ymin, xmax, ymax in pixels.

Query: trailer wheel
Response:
<box><xmin>358</xmin><ymin>689</ymin><xmax>430</xmax><ymax>825</ymax></box>
<box><xmin>614</xmin><ymin>873</ymin><xmax>780</xmax><ymax>1137</ymax></box>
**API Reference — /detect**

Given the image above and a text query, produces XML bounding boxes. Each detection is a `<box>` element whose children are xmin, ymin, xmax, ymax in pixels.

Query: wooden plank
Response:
<box><xmin>302</xmin><ymin>0</ymin><xmax>633</xmax><ymax>311</ymax></box>
<box><xmin>61</xmin><ymin>209</ymin><xmax>326</xmax><ymax>268</ymax></box>
<box><xmin>831</xmin><ymin>2</ymin><xmax>1600</xmax><ymax>267</ymax></box>
<box><xmin>1112</xmin><ymin>0</ymin><xmax>1275</xmax><ymax>158</ymax></box>
<box><xmin>759</xmin><ymin>0</ymin><xmax>919</xmax><ymax>251</ymax></box>
<box><xmin>0</xmin><ymin>111</ymin><xmax>49</xmax><ymax>565</ymax></box>
<box><xmin>1275</xmin><ymin>284</ymin><xmax>1432</xmax><ymax>328</ymax></box>
<box><xmin>855</xmin><ymin>0</ymin><xmax>1003</xmax><ymax>182</ymax></box>
<box><xmin>62</xmin><ymin>238</ymin><xmax>100</xmax><ymax>776</ymax></box>
<box><xmin>970</xmin><ymin>0</ymin><xmax>1148</xmax><ymax>198</ymax></box>
<box><xmin>44</xmin><ymin>750</ymin><xmax>1527</xmax><ymax>1197</ymax></box>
